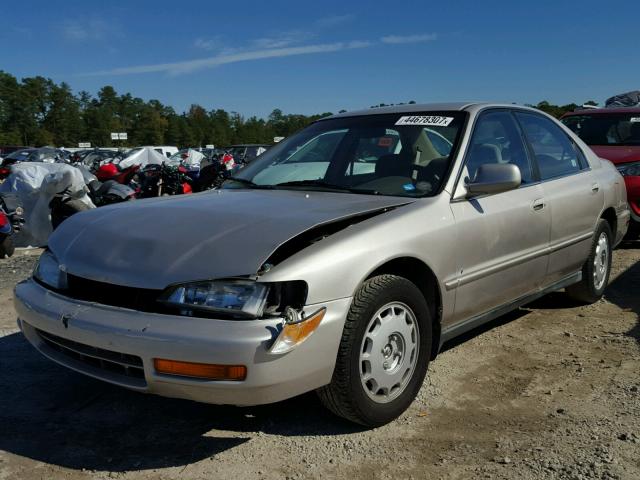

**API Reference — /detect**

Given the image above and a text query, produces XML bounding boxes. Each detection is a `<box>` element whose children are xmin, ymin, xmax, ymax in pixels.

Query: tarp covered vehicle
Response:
<box><xmin>0</xmin><ymin>163</ymin><xmax>94</xmax><ymax>247</ymax></box>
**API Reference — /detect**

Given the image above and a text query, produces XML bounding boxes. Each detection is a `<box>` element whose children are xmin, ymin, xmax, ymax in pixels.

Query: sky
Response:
<box><xmin>1</xmin><ymin>0</ymin><xmax>639</xmax><ymax>118</ymax></box>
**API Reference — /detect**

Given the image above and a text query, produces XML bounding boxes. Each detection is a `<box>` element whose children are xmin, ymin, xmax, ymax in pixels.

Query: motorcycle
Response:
<box><xmin>95</xmin><ymin>163</ymin><xmax>141</xmax><ymax>185</ymax></box>
<box><xmin>76</xmin><ymin>165</ymin><xmax>136</xmax><ymax>206</ymax></box>
<box><xmin>49</xmin><ymin>166</ymin><xmax>136</xmax><ymax>229</ymax></box>
<box><xmin>49</xmin><ymin>189</ymin><xmax>93</xmax><ymax>230</ymax></box>
<box><xmin>0</xmin><ymin>165</ymin><xmax>10</xmax><ymax>182</ymax></box>
<box><xmin>87</xmin><ymin>179</ymin><xmax>136</xmax><ymax>206</ymax></box>
<box><xmin>137</xmin><ymin>163</ymin><xmax>194</xmax><ymax>198</ymax></box>
<box><xmin>195</xmin><ymin>152</ymin><xmax>238</xmax><ymax>191</ymax></box>
<box><xmin>0</xmin><ymin>192</ymin><xmax>25</xmax><ymax>258</ymax></box>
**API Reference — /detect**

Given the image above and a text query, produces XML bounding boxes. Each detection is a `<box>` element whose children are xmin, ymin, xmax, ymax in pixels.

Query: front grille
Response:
<box><xmin>36</xmin><ymin>328</ymin><xmax>146</xmax><ymax>385</ymax></box>
<box><xmin>64</xmin><ymin>274</ymin><xmax>163</xmax><ymax>311</ymax></box>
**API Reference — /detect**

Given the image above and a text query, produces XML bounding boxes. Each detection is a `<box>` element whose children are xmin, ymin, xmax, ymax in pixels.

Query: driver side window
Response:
<box><xmin>465</xmin><ymin>111</ymin><xmax>534</xmax><ymax>184</ymax></box>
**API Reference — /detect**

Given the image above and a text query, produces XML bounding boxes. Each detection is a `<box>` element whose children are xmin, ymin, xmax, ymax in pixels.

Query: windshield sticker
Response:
<box><xmin>630</xmin><ymin>117</ymin><xmax>640</xmax><ymax>123</ymax></box>
<box><xmin>395</xmin><ymin>115</ymin><xmax>454</xmax><ymax>127</ymax></box>
<box><xmin>378</xmin><ymin>137</ymin><xmax>393</xmax><ymax>147</ymax></box>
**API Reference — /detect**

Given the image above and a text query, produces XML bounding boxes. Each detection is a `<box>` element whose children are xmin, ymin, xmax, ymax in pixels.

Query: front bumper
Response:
<box><xmin>624</xmin><ymin>176</ymin><xmax>640</xmax><ymax>223</ymax></box>
<box><xmin>14</xmin><ymin>279</ymin><xmax>351</xmax><ymax>406</ymax></box>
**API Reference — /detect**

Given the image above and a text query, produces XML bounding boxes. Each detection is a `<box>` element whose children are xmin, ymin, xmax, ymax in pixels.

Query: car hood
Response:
<box><xmin>590</xmin><ymin>145</ymin><xmax>640</xmax><ymax>165</ymax></box>
<box><xmin>49</xmin><ymin>189</ymin><xmax>412</xmax><ymax>290</ymax></box>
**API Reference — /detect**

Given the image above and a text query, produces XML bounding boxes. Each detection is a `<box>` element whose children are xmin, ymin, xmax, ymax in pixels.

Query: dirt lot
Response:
<box><xmin>0</xmin><ymin>245</ymin><xmax>638</xmax><ymax>480</ymax></box>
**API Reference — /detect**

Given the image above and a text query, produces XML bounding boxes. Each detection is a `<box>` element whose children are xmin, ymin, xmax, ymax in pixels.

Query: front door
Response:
<box><xmin>449</xmin><ymin>110</ymin><xmax>551</xmax><ymax>323</ymax></box>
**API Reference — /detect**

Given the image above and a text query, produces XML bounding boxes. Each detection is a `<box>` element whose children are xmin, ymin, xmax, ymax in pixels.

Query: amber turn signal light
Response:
<box><xmin>269</xmin><ymin>307</ymin><xmax>326</xmax><ymax>354</ymax></box>
<box><xmin>154</xmin><ymin>358</ymin><xmax>247</xmax><ymax>381</ymax></box>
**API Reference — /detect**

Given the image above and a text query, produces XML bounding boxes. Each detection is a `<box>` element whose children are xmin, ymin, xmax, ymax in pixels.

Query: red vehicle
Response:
<box><xmin>562</xmin><ymin>108</ymin><xmax>640</xmax><ymax>235</ymax></box>
<box><xmin>95</xmin><ymin>163</ymin><xmax>140</xmax><ymax>184</ymax></box>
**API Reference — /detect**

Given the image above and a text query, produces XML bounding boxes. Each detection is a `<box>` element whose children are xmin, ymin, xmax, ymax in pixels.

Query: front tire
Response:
<box><xmin>317</xmin><ymin>275</ymin><xmax>432</xmax><ymax>427</ymax></box>
<box><xmin>566</xmin><ymin>219</ymin><xmax>612</xmax><ymax>303</ymax></box>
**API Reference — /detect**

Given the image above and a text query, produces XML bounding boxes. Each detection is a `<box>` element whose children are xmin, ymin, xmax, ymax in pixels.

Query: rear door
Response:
<box><xmin>449</xmin><ymin>109</ymin><xmax>551</xmax><ymax>323</ymax></box>
<box><xmin>514</xmin><ymin>111</ymin><xmax>604</xmax><ymax>284</ymax></box>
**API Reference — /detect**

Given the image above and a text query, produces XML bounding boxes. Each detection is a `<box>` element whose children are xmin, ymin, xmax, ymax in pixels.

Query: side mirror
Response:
<box><xmin>466</xmin><ymin>163</ymin><xmax>521</xmax><ymax>197</ymax></box>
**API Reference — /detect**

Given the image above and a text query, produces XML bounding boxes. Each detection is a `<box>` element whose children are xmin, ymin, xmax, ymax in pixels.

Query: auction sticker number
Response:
<box><xmin>395</xmin><ymin>116</ymin><xmax>454</xmax><ymax>127</ymax></box>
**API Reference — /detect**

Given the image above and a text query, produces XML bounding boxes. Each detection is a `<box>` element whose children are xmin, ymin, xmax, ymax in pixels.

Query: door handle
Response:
<box><xmin>532</xmin><ymin>198</ymin><xmax>545</xmax><ymax>211</ymax></box>
<box><xmin>591</xmin><ymin>183</ymin><xmax>600</xmax><ymax>193</ymax></box>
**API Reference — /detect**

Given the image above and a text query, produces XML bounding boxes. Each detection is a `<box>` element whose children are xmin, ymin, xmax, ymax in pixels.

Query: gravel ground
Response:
<box><xmin>0</xmin><ymin>244</ymin><xmax>638</xmax><ymax>480</ymax></box>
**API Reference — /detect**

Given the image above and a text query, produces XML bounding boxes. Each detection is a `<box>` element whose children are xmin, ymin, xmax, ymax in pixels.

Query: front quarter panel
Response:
<box><xmin>258</xmin><ymin>195</ymin><xmax>459</xmax><ymax>325</ymax></box>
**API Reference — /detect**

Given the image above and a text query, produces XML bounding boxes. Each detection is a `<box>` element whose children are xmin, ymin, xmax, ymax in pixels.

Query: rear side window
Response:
<box><xmin>515</xmin><ymin>112</ymin><xmax>582</xmax><ymax>180</ymax></box>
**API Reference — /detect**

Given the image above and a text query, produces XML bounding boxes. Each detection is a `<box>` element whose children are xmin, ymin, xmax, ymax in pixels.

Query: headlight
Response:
<box><xmin>33</xmin><ymin>250</ymin><xmax>67</xmax><ymax>290</ymax></box>
<box><xmin>617</xmin><ymin>161</ymin><xmax>640</xmax><ymax>177</ymax></box>
<box><xmin>159</xmin><ymin>280</ymin><xmax>270</xmax><ymax>318</ymax></box>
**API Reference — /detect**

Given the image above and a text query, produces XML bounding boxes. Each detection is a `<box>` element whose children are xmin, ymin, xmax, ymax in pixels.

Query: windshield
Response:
<box><xmin>230</xmin><ymin>147</ymin><xmax>247</xmax><ymax>158</ymax></box>
<box><xmin>561</xmin><ymin>113</ymin><xmax>640</xmax><ymax>146</ymax></box>
<box><xmin>4</xmin><ymin>149</ymin><xmax>32</xmax><ymax>160</ymax></box>
<box><xmin>224</xmin><ymin>112</ymin><xmax>465</xmax><ymax>197</ymax></box>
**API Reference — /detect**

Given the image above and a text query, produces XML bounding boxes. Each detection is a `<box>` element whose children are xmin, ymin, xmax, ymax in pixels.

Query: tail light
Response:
<box><xmin>0</xmin><ymin>167</ymin><xmax>10</xmax><ymax>177</ymax></box>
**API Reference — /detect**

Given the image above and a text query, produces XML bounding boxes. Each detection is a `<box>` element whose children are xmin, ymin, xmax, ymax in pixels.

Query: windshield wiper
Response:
<box><xmin>274</xmin><ymin>179</ymin><xmax>380</xmax><ymax>195</ymax></box>
<box><xmin>225</xmin><ymin>177</ymin><xmax>274</xmax><ymax>189</ymax></box>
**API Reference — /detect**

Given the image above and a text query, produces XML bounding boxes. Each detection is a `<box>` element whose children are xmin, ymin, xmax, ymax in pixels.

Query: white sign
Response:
<box><xmin>110</xmin><ymin>133</ymin><xmax>119</xmax><ymax>140</ymax></box>
<box><xmin>118</xmin><ymin>132</ymin><xmax>128</xmax><ymax>140</ymax></box>
<box><xmin>630</xmin><ymin>117</ymin><xmax>640</xmax><ymax>123</ymax></box>
<box><xmin>78</xmin><ymin>142</ymin><xmax>91</xmax><ymax>148</ymax></box>
<box><xmin>395</xmin><ymin>116</ymin><xmax>454</xmax><ymax>127</ymax></box>
<box><xmin>273</xmin><ymin>136</ymin><xmax>285</xmax><ymax>143</ymax></box>
<box><xmin>205</xmin><ymin>144</ymin><xmax>215</xmax><ymax>149</ymax></box>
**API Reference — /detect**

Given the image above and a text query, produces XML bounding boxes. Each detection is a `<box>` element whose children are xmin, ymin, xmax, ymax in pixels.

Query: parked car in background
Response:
<box><xmin>0</xmin><ymin>146</ymin><xmax>29</xmax><ymax>159</ymax></box>
<box><xmin>561</xmin><ymin>108</ymin><xmax>640</xmax><ymax>235</ymax></box>
<box><xmin>0</xmin><ymin>147</ymin><xmax>69</xmax><ymax>167</ymax></box>
<box><xmin>72</xmin><ymin>148</ymin><xmax>122</xmax><ymax>171</ymax></box>
<box><xmin>227</xmin><ymin>144</ymin><xmax>271</xmax><ymax>164</ymax></box>
<box><xmin>15</xmin><ymin>103</ymin><xmax>628</xmax><ymax>427</ymax></box>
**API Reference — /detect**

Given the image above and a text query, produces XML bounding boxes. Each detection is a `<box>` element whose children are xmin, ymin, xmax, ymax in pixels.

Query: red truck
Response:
<box><xmin>562</xmin><ymin>108</ymin><xmax>640</xmax><ymax>235</ymax></box>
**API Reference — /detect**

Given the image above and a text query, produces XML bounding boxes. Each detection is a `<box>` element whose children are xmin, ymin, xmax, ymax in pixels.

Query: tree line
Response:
<box><xmin>0</xmin><ymin>70</ymin><xmax>599</xmax><ymax>148</ymax></box>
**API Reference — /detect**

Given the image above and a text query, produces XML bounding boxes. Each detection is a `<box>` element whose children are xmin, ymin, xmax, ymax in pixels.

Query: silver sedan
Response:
<box><xmin>15</xmin><ymin>103</ymin><xmax>630</xmax><ymax>426</ymax></box>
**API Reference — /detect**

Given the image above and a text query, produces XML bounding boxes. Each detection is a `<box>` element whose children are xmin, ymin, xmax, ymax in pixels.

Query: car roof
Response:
<box><xmin>563</xmin><ymin>107</ymin><xmax>640</xmax><ymax>117</ymax></box>
<box><xmin>326</xmin><ymin>102</ymin><xmax>482</xmax><ymax>119</ymax></box>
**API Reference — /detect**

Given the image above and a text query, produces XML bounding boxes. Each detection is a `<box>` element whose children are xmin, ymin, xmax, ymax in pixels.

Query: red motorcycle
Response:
<box><xmin>95</xmin><ymin>163</ymin><xmax>140</xmax><ymax>185</ymax></box>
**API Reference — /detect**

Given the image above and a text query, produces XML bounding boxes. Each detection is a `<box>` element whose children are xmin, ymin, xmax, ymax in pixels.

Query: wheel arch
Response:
<box><xmin>365</xmin><ymin>256</ymin><xmax>442</xmax><ymax>360</ymax></box>
<box><xmin>600</xmin><ymin>206</ymin><xmax>617</xmax><ymax>239</ymax></box>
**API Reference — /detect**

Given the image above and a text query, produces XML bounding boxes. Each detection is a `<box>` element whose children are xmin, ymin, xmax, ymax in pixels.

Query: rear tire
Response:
<box><xmin>51</xmin><ymin>199</ymin><xmax>91</xmax><ymax>230</ymax></box>
<box><xmin>566</xmin><ymin>219</ymin><xmax>612</xmax><ymax>304</ymax></box>
<box><xmin>317</xmin><ymin>275</ymin><xmax>432</xmax><ymax>427</ymax></box>
<box><xmin>0</xmin><ymin>235</ymin><xmax>14</xmax><ymax>258</ymax></box>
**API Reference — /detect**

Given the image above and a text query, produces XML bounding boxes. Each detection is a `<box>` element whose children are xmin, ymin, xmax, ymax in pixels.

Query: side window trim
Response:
<box><xmin>509</xmin><ymin>110</ymin><xmax>541</xmax><ymax>183</ymax></box>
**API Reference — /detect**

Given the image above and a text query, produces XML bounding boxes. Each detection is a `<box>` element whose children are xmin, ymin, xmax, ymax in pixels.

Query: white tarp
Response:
<box><xmin>115</xmin><ymin>147</ymin><xmax>166</xmax><ymax>169</ymax></box>
<box><xmin>0</xmin><ymin>163</ymin><xmax>95</xmax><ymax>247</ymax></box>
<box><xmin>166</xmin><ymin>149</ymin><xmax>205</xmax><ymax>169</ymax></box>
